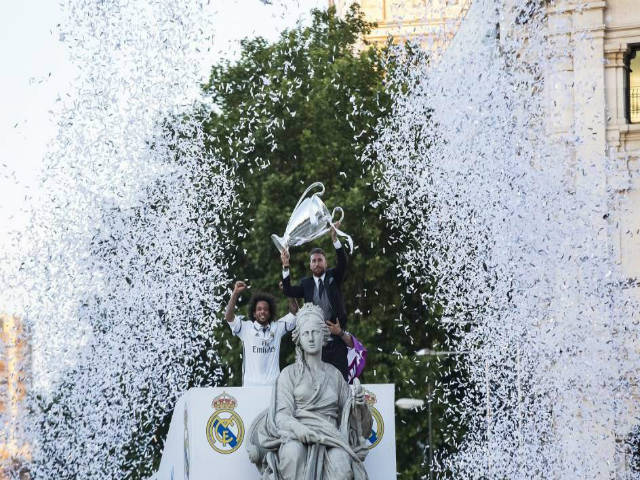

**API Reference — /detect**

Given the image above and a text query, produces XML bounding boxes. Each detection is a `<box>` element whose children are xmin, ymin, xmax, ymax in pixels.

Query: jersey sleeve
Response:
<box><xmin>228</xmin><ymin>315</ymin><xmax>246</xmax><ymax>338</ymax></box>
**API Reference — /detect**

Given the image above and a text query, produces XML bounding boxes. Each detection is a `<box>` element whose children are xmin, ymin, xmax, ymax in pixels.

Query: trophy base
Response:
<box><xmin>271</xmin><ymin>234</ymin><xmax>286</xmax><ymax>253</ymax></box>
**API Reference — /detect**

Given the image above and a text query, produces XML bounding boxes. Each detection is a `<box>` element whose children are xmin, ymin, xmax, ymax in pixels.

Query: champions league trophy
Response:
<box><xmin>271</xmin><ymin>182</ymin><xmax>353</xmax><ymax>253</ymax></box>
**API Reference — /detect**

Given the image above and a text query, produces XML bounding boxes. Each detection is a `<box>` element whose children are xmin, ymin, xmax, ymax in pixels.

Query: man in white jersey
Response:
<box><xmin>224</xmin><ymin>280</ymin><xmax>298</xmax><ymax>387</ymax></box>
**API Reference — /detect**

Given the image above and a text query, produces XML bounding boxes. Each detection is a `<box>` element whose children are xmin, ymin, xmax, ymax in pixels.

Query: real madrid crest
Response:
<box><xmin>364</xmin><ymin>389</ymin><xmax>384</xmax><ymax>449</ymax></box>
<box><xmin>206</xmin><ymin>392</ymin><xmax>245</xmax><ymax>454</ymax></box>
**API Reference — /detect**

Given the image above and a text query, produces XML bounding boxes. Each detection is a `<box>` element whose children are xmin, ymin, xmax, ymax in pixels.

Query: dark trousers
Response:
<box><xmin>322</xmin><ymin>338</ymin><xmax>348</xmax><ymax>381</ymax></box>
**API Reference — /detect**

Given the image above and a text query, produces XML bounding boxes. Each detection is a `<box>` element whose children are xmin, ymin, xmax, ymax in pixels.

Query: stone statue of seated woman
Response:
<box><xmin>247</xmin><ymin>303</ymin><xmax>372</xmax><ymax>480</ymax></box>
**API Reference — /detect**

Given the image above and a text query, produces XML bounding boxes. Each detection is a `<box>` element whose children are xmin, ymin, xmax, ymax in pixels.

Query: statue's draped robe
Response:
<box><xmin>248</xmin><ymin>363</ymin><xmax>372</xmax><ymax>480</ymax></box>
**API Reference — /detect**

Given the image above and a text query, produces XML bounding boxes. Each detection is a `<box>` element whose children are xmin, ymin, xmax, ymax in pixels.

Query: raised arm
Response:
<box><xmin>224</xmin><ymin>281</ymin><xmax>246</xmax><ymax>323</ymax></box>
<box><xmin>281</xmin><ymin>249</ymin><xmax>304</xmax><ymax>298</ymax></box>
<box><xmin>331</xmin><ymin>222</ymin><xmax>347</xmax><ymax>283</ymax></box>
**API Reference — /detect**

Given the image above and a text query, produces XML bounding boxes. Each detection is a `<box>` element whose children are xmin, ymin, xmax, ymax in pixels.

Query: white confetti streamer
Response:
<box><xmin>368</xmin><ymin>0</ymin><xmax>640</xmax><ymax>477</ymax></box>
<box><xmin>1</xmin><ymin>1</ymin><xmax>236</xmax><ymax>477</ymax></box>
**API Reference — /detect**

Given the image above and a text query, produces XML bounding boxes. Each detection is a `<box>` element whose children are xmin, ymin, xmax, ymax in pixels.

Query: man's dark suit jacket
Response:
<box><xmin>282</xmin><ymin>246</ymin><xmax>349</xmax><ymax>379</ymax></box>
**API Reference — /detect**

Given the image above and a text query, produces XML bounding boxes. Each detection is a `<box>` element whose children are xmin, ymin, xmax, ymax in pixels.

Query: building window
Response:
<box><xmin>628</xmin><ymin>46</ymin><xmax>640</xmax><ymax>124</ymax></box>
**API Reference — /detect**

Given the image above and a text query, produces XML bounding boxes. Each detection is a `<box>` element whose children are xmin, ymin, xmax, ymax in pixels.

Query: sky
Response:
<box><xmin>0</xmin><ymin>0</ymin><xmax>325</xmax><ymax>230</ymax></box>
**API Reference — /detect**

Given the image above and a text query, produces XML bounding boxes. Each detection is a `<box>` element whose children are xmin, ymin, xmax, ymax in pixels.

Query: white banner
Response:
<box><xmin>155</xmin><ymin>384</ymin><xmax>396</xmax><ymax>480</ymax></box>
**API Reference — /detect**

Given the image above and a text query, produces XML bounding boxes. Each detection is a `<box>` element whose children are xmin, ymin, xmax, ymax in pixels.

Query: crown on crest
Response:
<box><xmin>212</xmin><ymin>391</ymin><xmax>237</xmax><ymax>410</ymax></box>
<box><xmin>364</xmin><ymin>389</ymin><xmax>377</xmax><ymax>406</ymax></box>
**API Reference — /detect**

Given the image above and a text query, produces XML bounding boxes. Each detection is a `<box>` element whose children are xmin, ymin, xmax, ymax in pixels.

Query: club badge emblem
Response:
<box><xmin>364</xmin><ymin>389</ymin><xmax>384</xmax><ymax>449</ymax></box>
<box><xmin>205</xmin><ymin>392</ymin><xmax>245</xmax><ymax>454</ymax></box>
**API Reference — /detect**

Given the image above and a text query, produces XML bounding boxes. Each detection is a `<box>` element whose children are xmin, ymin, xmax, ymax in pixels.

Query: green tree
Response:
<box><xmin>200</xmin><ymin>6</ymin><xmax>459</xmax><ymax>478</ymax></box>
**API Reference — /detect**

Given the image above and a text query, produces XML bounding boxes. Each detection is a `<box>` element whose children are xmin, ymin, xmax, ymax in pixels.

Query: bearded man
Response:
<box><xmin>280</xmin><ymin>223</ymin><xmax>354</xmax><ymax>380</ymax></box>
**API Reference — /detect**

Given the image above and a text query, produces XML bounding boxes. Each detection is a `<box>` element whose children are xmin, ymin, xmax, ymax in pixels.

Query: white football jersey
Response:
<box><xmin>228</xmin><ymin>313</ymin><xmax>296</xmax><ymax>387</ymax></box>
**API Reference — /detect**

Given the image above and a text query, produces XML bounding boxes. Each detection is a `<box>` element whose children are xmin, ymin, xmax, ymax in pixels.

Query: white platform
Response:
<box><xmin>155</xmin><ymin>384</ymin><xmax>396</xmax><ymax>479</ymax></box>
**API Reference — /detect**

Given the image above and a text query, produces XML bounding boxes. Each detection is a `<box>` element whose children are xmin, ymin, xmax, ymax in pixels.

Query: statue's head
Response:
<box><xmin>292</xmin><ymin>304</ymin><xmax>329</xmax><ymax>355</ymax></box>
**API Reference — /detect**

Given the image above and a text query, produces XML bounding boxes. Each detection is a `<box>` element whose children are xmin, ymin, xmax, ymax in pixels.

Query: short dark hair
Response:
<box><xmin>309</xmin><ymin>247</ymin><xmax>326</xmax><ymax>258</ymax></box>
<box><xmin>247</xmin><ymin>292</ymin><xmax>277</xmax><ymax>323</ymax></box>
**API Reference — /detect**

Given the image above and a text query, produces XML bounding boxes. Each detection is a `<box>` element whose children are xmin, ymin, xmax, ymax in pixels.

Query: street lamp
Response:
<box><xmin>412</xmin><ymin>347</ymin><xmax>469</xmax><ymax>480</ymax></box>
<box><xmin>415</xmin><ymin>348</ymin><xmax>468</xmax><ymax>356</ymax></box>
<box><xmin>395</xmin><ymin>398</ymin><xmax>425</xmax><ymax>410</ymax></box>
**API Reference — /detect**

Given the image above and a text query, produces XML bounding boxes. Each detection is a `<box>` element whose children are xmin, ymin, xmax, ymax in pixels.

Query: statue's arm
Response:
<box><xmin>354</xmin><ymin>402</ymin><xmax>373</xmax><ymax>436</ymax></box>
<box><xmin>343</xmin><ymin>378</ymin><xmax>373</xmax><ymax>442</ymax></box>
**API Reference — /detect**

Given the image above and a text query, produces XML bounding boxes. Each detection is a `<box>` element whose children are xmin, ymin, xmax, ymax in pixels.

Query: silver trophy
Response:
<box><xmin>271</xmin><ymin>182</ymin><xmax>352</xmax><ymax>253</ymax></box>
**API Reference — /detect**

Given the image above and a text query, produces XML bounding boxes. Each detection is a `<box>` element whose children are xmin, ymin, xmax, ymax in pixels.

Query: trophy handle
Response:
<box><xmin>271</xmin><ymin>234</ymin><xmax>286</xmax><ymax>254</ymax></box>
<box><xmin>293</xmin><ymin>182</ymin><xmax>325</xmax><ymax>213</ymax></box>
<box><xmin>331</xmin><ymin>207</ymin><xmax>344</xmax><ymax>224</ymax></box>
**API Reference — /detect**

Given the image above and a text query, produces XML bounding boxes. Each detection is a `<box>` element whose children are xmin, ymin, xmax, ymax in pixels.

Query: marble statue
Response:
<box><xmin>247</xmin><ymin>303</ymin><xmax>373</xmax><ymax>480</ymax></box>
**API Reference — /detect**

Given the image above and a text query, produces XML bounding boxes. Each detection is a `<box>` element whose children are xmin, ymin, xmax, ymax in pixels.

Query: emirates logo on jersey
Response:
<box><xmin>252</xmin><ymin>345</ymin><xmax>276</xmax><ymax>353</ymax></box>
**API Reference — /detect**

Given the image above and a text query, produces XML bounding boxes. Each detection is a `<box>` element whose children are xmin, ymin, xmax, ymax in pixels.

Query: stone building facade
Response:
<box><xmin>539</xmin><ymin>2</ymin><xmax>640</xmax><ymax>476</ymax></box>
<box><xmin>539</xmin><ymin>0</ymin><xmax>640</xmax><ymax>295</ymax></box>
<box><xmin>328</xmin><ymin>0</ymin><xmax>471</xmax><ymax>52</ymax></box>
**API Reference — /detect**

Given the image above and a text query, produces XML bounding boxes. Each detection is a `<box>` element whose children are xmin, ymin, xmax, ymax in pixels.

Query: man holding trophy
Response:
<box><xmin>272</xmin><ymin>182</ymin><xmax>355</xmax><ymax>381</ymax></box>
<box><xmin>280</xmin><ymin>225</ymin><xmax>354</xmax><ymax>380</ymax></box>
